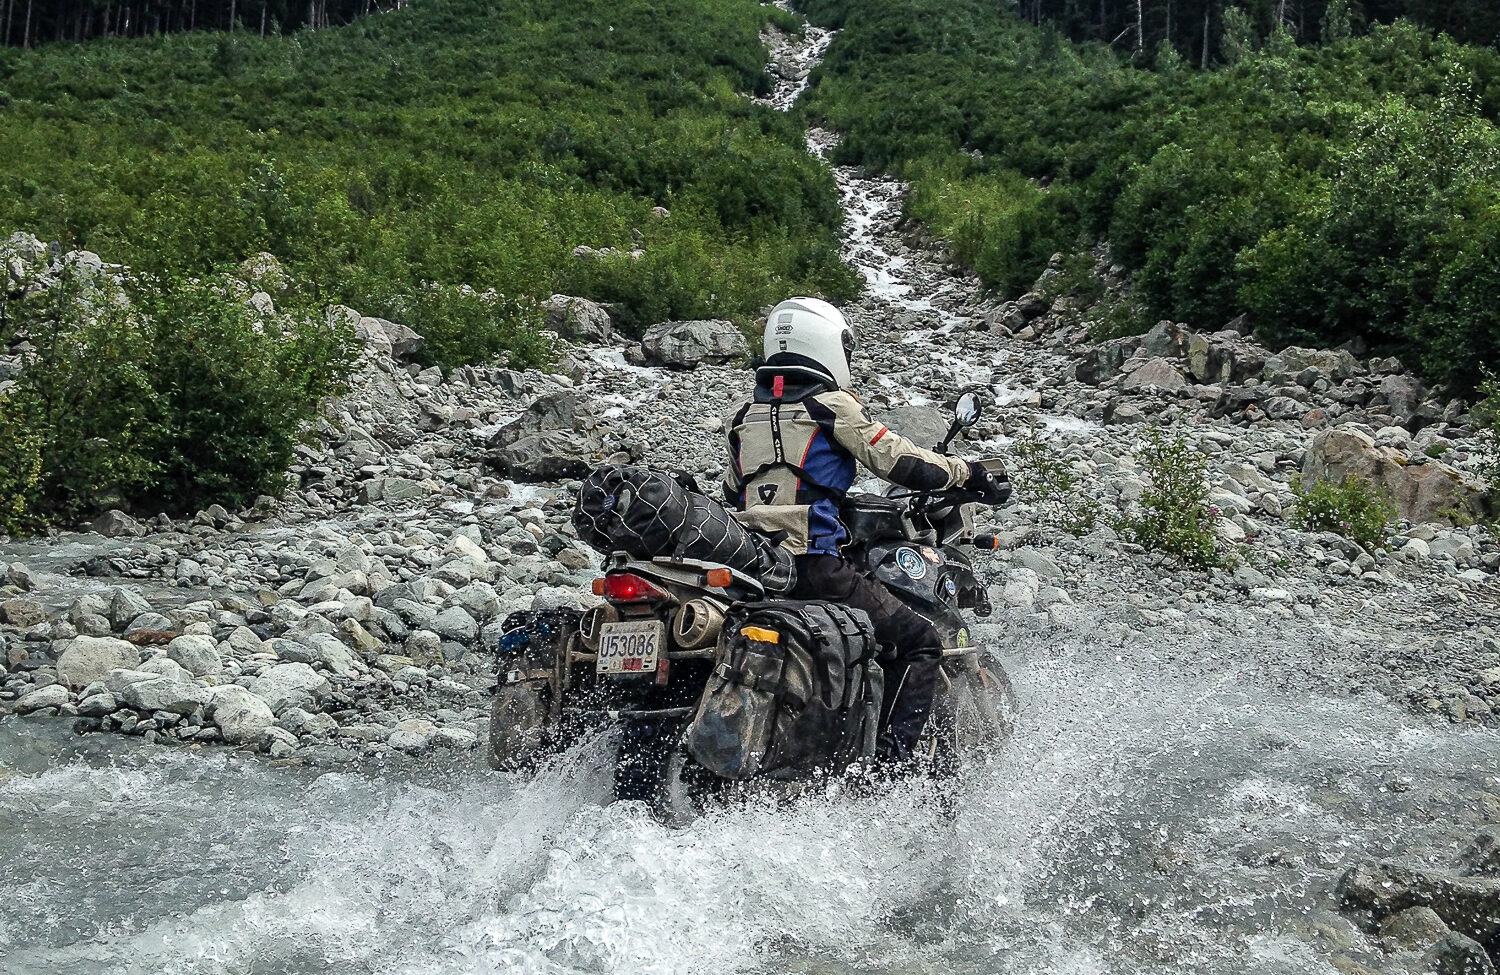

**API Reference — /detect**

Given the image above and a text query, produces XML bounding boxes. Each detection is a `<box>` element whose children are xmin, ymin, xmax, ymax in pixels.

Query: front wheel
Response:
<box><xmin>922</xmin><ymin>652</ymin><xmax>1018</xmax><ymax>774</ymax></box>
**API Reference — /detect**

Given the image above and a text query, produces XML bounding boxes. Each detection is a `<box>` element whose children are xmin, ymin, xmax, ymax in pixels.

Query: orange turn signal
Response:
<box><xmin>971</xmin><ymin>535</ymin><xmax>1001</xmax><ymax>550</ymax></box>
<box><xmin>591</xmin><ymin>578</ymin><xmax>606</xmax><ymax>596</ymax></box>
<box><xmin>705</xmin><ymin>568</ymin><xmax>733</xmax><ymax>588</ymax></box>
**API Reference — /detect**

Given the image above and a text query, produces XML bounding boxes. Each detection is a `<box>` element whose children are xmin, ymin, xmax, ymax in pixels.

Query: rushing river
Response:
<box><xmin>4</xmin><ymin>647</ymin><xmax>1497</xmax><ymax>975</ymax></box>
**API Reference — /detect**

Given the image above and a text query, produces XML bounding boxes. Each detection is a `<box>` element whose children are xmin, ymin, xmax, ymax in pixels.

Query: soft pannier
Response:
<box><xmin>684</xmin><ymin>600</ymin><xmax>882</xmax><ymax>780</ymax></box>
<box><xmin>573</xmin><ymin>465</ymin><xmax>795</xmax><ymax>594</ymax></box>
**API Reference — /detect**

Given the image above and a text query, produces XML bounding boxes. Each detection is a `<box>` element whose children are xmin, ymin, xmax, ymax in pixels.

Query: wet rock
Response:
<box><xmin>250</xmin><ymin>663</ymin><xmax>331</xmax><ymax>715</ymax></box>
<box><xmin>1424</xmin><ymin>932</ymin><xmax>1496</xmax><ymax>975</ymax></box>
<box><xmin>56</xmin><ymin>636</ymin><xmax>141</xmax><ymax>689</ymax></box>
<box><xmin>13</xmin><ymin>683</ymin><xmax>70</xmax><ymax>714</ymax></box>
<box><xmin>641</xmin><ymin>319</ymin><xmax>749</xmax><ymax>368</ymax></box>
<box><xmin>879</xmin><ymin>405</ymin><xmax>949</xmax><ymax>448</ymax></box>
<box><xmin>1381</xmin><ymin>906</ymin><xmax>1451</xmax><ymax>950</ymax></box>
<box><xmin>164</xmin><ymin>635</ymin><xmax>223</xmax><ymax>677</ymax></box>
<box><xmin>1141</xmin><ymin>320</ymin><xmax>1191</xmax><ymax>359</ymax></box>
<box><xmin>107</xmin><ymin>589</ymin><xmax>153</xmax><ymax>631</ymax></box>
<box><xmin>104</xmin><ymin>668</ymin><xmax>208</xmax><ymax>715</ymax></box>
<box><xmin>1337</xmin><ymin>861</ymin><xmax>1500</xmax><ymax>948</ymax></box>
<box><xmin>387</xmin><ymin>717</ymin><xmax>438</xmax><ymax>753</ymax></box>
<box><xmin>1075</xmin><ymin>337</ymin><xmax>1139</xmax><ymax>385</ymax></box>
<box><xmin>206</xmin><ymin>685</ymin><xmax>276</xmax><ymax>745</ymax></box>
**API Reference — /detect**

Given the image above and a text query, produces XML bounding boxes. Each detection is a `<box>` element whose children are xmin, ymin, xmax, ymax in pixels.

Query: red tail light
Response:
<box><xmin>597</xmin><ymin>572</ymin><xmax>670</xmax><ymax>603</ymax></box>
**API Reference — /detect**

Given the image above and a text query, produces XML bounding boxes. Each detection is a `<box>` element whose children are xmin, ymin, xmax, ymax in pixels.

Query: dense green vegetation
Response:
<box><xmin>0</xmin><ymin>0</ymin><xmax>862</xmax><ymax>531</ymax></box>
<box><xmin>0</xmin><ymin>264</ymin><xmax>354</xmax><ymax>532</ymax></box>
<box><xmin>799</xmin><ymin>0</ymin><xmax>1500</xmax><ymax>392</ymax></box>
<box><xmin>0</xmin><ymin>0</ymin><xmax>858</xmax><ymax>356</ymax></box>
<box><xmin>3</xmin><ymin>0</ymin><xmax>373</xmax><ymax>49</ymax></box>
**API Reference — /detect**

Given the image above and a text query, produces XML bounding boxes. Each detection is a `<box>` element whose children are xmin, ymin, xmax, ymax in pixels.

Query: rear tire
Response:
<box><xmin>652</xmin><ymin>738</ymin><xmax>722</xmax><ymax>827</ymax></box>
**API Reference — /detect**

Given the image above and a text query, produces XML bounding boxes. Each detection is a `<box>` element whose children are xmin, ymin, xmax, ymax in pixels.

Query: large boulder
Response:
<box><xmin>488</xmin><ymin>390</ymin><xmax>592</xmax><ymax>448</ymax></box>
<box><xmin>485</xmin><ymin>389</ymin><xmax>610</xmax><ymax>481</ymax></box>
<box><xmin>91</xmin><ymin>509</ymin><xmax>146</xmax><ymax>538</ymax></box>
<box><xmin>164</xmin><ymin>634</ymin><xmax>223</xmax><ymax>677</ymax></box>
<box><xmin>1265</xmin><ymin>347</ymin><xmax>1363</xmax><ymax>383</ymax></box>
<box><xmin>206</xmin><ymin>685</ymin><xmax>276</xmax><ymax>745</ymax></box>
<box><xmin>56</xmin><ymin>636</ymin><xmax>141</xmax><ymax>689</ymax></box>
<box><xmin>250</xmin><ymin>662</ymin><xmax>331</xmax><ymax>715</ymax></box>
<box><xmin>1075</xmin><ymin>337</ymin><xmax>1141</xmax><ymax>385</ymax></box>
<box><xmin>878</xmin><ymin>406</ymin><xmax>949</xmax><ymax>449</ymax></box>
<box><xmin>543</xmin><ymin>295</ymin><xmax>613</xmax><ymax>344</ymax></box>
<box><xmin>1337</xmin><ymin>861</ymin><xmax>1500</xmax><ymax>950</ymax></box>
<box><xmin>104</xmin><ymin>668</ymin><xmax>209</xmax><ymax>715</ymax></box>
<box><xmin>1303</xmin><ymin>426</ymin><xmax>1488</xmax><ymax>525</ymax></box>
<box><xmin>1140</xmin><ymin>320</ymin><xmax>1192</xmax><ymax>359</ymax></box>
<box><xmin>641</xmin><ymin>319</ymin><xmax>749</xmax><ymax>368</ymax></box>
<box><xmin>1121</xmin><ymin>357</ymin><xmax>1188</xmax><ymax>393</ymax></box>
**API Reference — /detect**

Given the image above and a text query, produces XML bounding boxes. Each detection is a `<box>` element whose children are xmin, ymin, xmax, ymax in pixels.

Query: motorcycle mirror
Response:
<box><xmin>955</xmin><ymin>392</ymin><xmax>983</xmax><ymax>427</ymax></box>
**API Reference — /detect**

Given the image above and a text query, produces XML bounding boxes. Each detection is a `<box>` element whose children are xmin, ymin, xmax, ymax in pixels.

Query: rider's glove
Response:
<box><xmin>966</xmin><ymin>462</ymin><xmax>1012</xmax><ymax>506</ymax></box>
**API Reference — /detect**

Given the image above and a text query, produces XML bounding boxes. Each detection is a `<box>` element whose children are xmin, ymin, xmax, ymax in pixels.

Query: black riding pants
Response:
<box><xmin>790</xmin><ymin>554</ymin><xmax>942</xmax><ymax>756</ymax></box>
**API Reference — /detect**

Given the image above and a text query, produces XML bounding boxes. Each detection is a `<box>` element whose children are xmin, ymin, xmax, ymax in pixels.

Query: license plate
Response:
<box><xmin>597</xmin><ymin>621</ymin><xmax>663</xmax><ymax>676</ymax></box>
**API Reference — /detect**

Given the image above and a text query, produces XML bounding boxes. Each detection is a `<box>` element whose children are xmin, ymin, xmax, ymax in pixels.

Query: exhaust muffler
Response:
<box><xmin>672</xmin><ymin>599</ymin><xmax>724</xmax><ymax>650</ymax></box>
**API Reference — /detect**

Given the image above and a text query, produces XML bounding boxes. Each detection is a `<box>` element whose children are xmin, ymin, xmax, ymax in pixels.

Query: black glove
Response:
<box><xmin>966</xmin><ymin>461</ymin><xmax>1012</xmax><ymax>506</ymax></box>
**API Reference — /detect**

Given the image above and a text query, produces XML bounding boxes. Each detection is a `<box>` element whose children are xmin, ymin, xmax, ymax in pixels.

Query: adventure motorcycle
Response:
<box><xmin>487</xmin><ymin>392</ymin><xmax>1017</xmax><ymax>820</ymax></box>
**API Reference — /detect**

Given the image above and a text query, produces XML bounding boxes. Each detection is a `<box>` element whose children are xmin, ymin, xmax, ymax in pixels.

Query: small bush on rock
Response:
<box><xmin>1291</xmin><ymin>475</ymin><xmax>1396</xmax><ymax>553</ymax></box>
<box><xmin>1116</xmin><ymin>426</ymin><xmax>1228</xmax><ymax>570</ymax></box>
<box><xmin>1009</xmin><ymin>429</ymin><xmax>1101</xmax><ymax>535</ymax></box>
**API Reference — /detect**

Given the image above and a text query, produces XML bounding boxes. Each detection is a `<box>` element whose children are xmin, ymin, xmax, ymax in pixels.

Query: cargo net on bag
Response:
<box><xmin>574</xmin><ymin>465</ymin><xmax>795</xmax><ymax>594</ymax></box>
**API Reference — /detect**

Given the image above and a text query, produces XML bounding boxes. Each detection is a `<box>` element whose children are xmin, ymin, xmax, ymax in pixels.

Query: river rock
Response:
<box><xmin>164</xmin><ymin>634</ymin><xmax>223</xmax><ymax>677</ymax></box>
<box><xmin>107</xmin><ymin>589</ymin><xmax>153</xmax><ymax>630</ymax></box>
<box><xmin>486</xmin><ymin>430</ymin><xmax>605</xmax><ymax>481</ymax></box>
<box><xmin>0</xmin><ymin>598</ymin><xmax>46</xmax><ymax>628</ymax></box>
<box><xmin>879</xmin><ymin>405</ymin><xmax>950</xmax><ymax>448</ymax></box>
<box><xmin>544</xmin><ymin>295</ymin><xmax>612</xmax><ymax>344</ymax></box>
<box><xmin>1424</xmin><ymin>932</ymin><xmax>1497</xmax><ymax>975</ymax></box>
<box><xmin>1303</xmin><ymin>426</ymin><xmax>1487</xmax><ymax>524</ymax></box>
<box><xmin>431</xmin><ymin>607</ymin><xmax>479</xmax><ymax>643</ymax></box>
<box><xmin>641</xmin><ymin>319</ymin><xmax>749</xmax><ymax>368</ymax></box>
<box><xmin>1380</xmin><ymin>906</ymin><xmax>1451</xmax><ymax>950</ymax></box>
<box><xmin>104</xmin><ymin>668</ymin><xmax>208</xmax><ymax>715</ymax></box>
<box><xmin>250</xmin><ymin>662</ymin><xmax>331</xmax><ymax>715</ymax></box>
<box><xmin>56</xmin><ymin>636</ymin><xmax>141</xmax><ymax>689</ymax></box>
<box><xmin>91</xmin><ymin>510</ymin><xmax>145</xmax><ymax>538</ymax></box>
<box><xmin>387</xmin><ymin>717</ymin><xmax>438</xmax><ymax>753</ymax></box>
<box><xmin>206</xmin><ymin>685</ymin><xmax>276</xmax><ymax>745</ymax></box>
<box><xmin>13</xmin><ymin>684</ymin><xmax>70</xmax><ymax>714</ymax></box>
<box><xmin>1121</xmin><ymin>358</ymin><xmax>1187</xmax><ymax>393</ymax></box>
<box><xmin>1337</xmin><ymin>861</ymin><xmax>1500</xmax><ymax>947</ymax></box>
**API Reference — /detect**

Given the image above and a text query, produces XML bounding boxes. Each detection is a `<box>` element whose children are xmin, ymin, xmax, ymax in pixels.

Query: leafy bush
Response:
<box><xmin>1290</xmin><ymin>474</ymin><xmax>1397</xmax><ymax>552</ymax></box>
<box><xmin>0</xmin><ymin>396</ymin><xmax>43</xmax><ymax>537</ymax></box>
<box><xmin>0</xmin><ymin>0</ymin><xmax>860</xmax><ymax>370</ymax></box>
<box><xmin>798</xmin><ymin>0</ymin><xmax>1500</xmax><ymax>392</ymax></box>
<box><xmin>2</xmin><ymin>264</ymin><xmax>356</xmax><ymax>525</ymax></box>
<box><xmin>1008</xmin><ymin>429</ymin><xmax>1102</xmax><ymax>535</ymax></box>
<box><xmin>1116</xmin><ymin>426</ymin><xmax>1229</xmax><ymax>569</ymax></box>
<box><xmin>364</xmin><ymin>285</ymin><xmax>551</xmax><ymax>373</ymax></box>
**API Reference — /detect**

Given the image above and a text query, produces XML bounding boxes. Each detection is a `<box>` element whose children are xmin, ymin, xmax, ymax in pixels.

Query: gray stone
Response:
<box><xmin>1075</xmin><ymin>337</ymin><xmax>1140</xmax><ymax>385</ymax></box>
<box><xmin>1013</xmin><ymin>549</ymin><xmax>1063</xmax><ymax>581</ymax></box>
<box><xmin>56</xmin><ymin>636</ymin><xmax>141</xmax><ymax>689</ymax></box>
<box><xmin>485</xmin><ymin>430</ymin><xmax>605</xmax><ymax>482</ymax></box>
<box><xmin>249</xmin><ymin>663</ymin><xmax>331</xmax><ymax>715</ymax></box>
<box><xmin>13</xmin><ymin>684</ymin><xmax>70</xmax><ymax>714</ymax></box>
<box><xmin>1424</xmin><ymin>932</ymin><xmax>1496</xmax><ymax>975</ymax></box>
<box><xmin>124</xmin><ymin>612</ymin><xmax>174</xmax><ymax>637</ymax></box>
<box><xmin>431</xmin><ymin>607</ymin><xmax>479</xmax><ymax>643</ymax></box>
<box><xmin>1121</xmin><ymin>358</ymin><xmax>1188</xmax><ymax>394</ymax></box>
<box><xmin>878</xmin><ymin>406</ymin><xmax>949</xmax><ymax>450</ymax></box>
<box><xmin>77</xmin><ymin>691</ymin><xmax>118</xmax><ymax>717</ymax></box>
<box><xmin>1380</xmin><ymin>906</ymin><xmax>1450</xmax><ymax>950</ymax></box>
<box><xmin>544</xmin><ymin>295</ymin><xmax>613</xmax><ymax>344</ymax></box>
<box><xmin>164</xmin><ymin>635</ymin><xmax>223</xmax><ymax>677</ymax></box>
<box><xmin>1141</xmin><ymin>320</ymin><xmax>1191</xmax><ymax>359</ymax></box>
<box><xmin>206</xmin><ymin>685</ymin><xmax>276</xmax><ymax>745</ymax></box>
<box><xmin>91</xmin><ymin>509</ymin><xmax>145</xmax><ymax>538</ymax></box>
<box><xmin>276</xmin><ymin>707</ymin><xmax>339</xmax><ymax>737</ymax></box>
<box><xmin>107</xmin><ymin>589</ymin><xmax>153</xmax><ymax>631</ymax></box>
<box><xmin>640</xmin><ymin>319</ymin><xmax>749</xmax><ymax>368</ymax></box>
<box><xmin>387</xmin><ymin>718</ymin><xmax>438</xmax><ymax>753</ymax></box>
<box><xmin>104</xmin><ymin>669</ymin><xmax>208</xmax><ymax>715</ymax></box>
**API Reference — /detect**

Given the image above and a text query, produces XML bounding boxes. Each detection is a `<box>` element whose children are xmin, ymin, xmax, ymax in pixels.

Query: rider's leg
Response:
<box><xmin>792</xmin><ymin>555</ymin><xmax>943</xmax><ymax>759</ymax></box>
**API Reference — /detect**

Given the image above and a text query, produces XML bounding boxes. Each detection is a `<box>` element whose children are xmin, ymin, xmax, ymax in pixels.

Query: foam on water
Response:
<box><xmin>3</xmin><ymin>647</ymin><xmax>1497</xmax><ymax>975</ymax></box>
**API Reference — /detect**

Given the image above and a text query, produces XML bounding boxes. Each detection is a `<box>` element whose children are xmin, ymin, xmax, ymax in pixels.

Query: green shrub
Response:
<box><xmin>2</xmin><ymin>264</ymin><xmax>356</xmax><ymax>525</ymax></box>
<box><xmin>1008</xmin><ymin>429</ymin><xmax>1101</xmax><ymax>535</ymax></box>
<box><xmin>1290</xmin><ymin>475</ymin><xmax>1397</xmax><ymax>552</ymax></box>
<box><xmin>364</xmin><ymin>285</ymin><xmax>551</xmax><ymax>373</ymax></box>
<box><xmin>1116</xmin><ymin>426</ymin><xmax>1228</xmax><ymax>569</ymax></box>
<box><xmin>0</xmin><ymin>396</ymin><xmax>43</xmax><ymax>537</ymax></box>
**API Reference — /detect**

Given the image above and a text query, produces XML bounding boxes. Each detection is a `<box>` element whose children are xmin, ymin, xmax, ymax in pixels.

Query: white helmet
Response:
<box><xmin>761</xmin><ymin>297</ymin><xmax>858</xmax><ymax>389</ymax></box>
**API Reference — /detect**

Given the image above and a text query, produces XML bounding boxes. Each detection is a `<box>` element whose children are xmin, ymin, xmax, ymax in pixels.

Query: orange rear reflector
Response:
<box><xmin>705</xmin><ymin>568</ymin><xmax>733</xmax><ymax>588</ymax></box>
<box><xmin>591</xmin><ymin>578</ymin><xmax>605</xmax><ymax>596</ymax></box>
<box><xmin>740</xmin><ymin>626</ymin><xmax>780</xmax><ymax>644</ymax></box>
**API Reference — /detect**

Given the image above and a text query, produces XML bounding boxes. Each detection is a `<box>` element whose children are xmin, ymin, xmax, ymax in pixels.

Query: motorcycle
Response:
<box><xmin>487</xmin><ymin>391</ymin><xmax>1017</xmax><ymax>820</ymax></box>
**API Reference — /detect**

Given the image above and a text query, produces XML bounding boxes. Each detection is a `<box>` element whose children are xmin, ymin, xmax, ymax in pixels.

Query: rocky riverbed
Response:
<box><xmin>3</xmin><ymin>9</ymin><xmax>1500</xmax><ymax>975</ymax></box>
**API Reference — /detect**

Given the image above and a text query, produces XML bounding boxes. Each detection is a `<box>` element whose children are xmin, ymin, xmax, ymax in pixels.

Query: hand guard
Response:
<box><xmin>966</xmin><ymin>461</ymin><xmax>1012</xmax><ymax>506</ymax></box>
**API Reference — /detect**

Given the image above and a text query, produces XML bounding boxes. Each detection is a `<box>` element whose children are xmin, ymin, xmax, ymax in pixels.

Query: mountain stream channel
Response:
<box><xmin>4</xmin><ymin>10</ymin><xmax>1500</xmax><ymax>975</ymax></box>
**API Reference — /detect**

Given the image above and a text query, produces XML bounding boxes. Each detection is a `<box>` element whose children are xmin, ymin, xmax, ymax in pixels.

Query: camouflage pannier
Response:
<box><xmin>684</xmin><ymin>601</ymin><xmax>881</xmax><ymax>780</ymax></box>
<box><xmin>487</xmin><ymin>609</ymin><xmax>579</xmax><ymax>770</ymax></box>
<box><xmin>573</xmin><ymin>465</ymin><xmax>795</xmax><ymax>594</ymax></box>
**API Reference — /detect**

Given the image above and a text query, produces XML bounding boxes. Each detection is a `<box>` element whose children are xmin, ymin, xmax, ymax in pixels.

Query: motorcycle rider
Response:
<box><xmin>723</xmin><ymin>297</ymin><xmax>1010</xmax><ymax>762</ymax></box>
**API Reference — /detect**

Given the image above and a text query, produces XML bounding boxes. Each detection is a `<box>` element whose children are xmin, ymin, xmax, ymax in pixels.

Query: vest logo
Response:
<box><xmin>757</xmin><ymin>484</ymin><xmax>779</xmax><ymax>503</ymax></box>
<box><xmin>895</xmin><ymin>547</ymin><xmax>927</xmax><ymax>580</ymax></box>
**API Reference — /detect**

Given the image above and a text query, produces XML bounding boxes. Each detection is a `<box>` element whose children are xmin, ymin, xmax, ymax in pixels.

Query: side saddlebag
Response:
<box><xmin>684</xmin><ymin>601</ymin><xmax>879</xmax><ymax>781</ymax></box>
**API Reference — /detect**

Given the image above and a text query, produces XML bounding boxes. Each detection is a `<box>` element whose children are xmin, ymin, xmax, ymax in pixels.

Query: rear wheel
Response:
<box><xmin>652</xmin><ymin>737</ymin><xmax>724</xmax><ymax>826</ymax></box>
